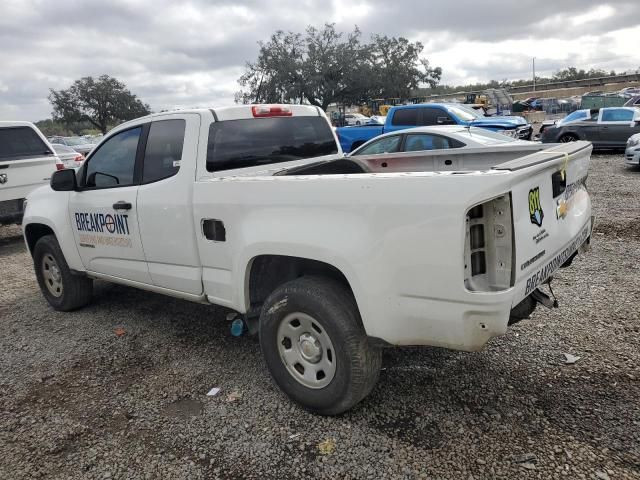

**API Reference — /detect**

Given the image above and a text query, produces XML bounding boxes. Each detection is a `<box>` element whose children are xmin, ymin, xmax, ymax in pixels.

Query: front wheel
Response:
<box><xmin>259</xmin><ymin>276</ymin><xmax>381</xmax><ymax>415</ymax></box>
<box><xmin>33</xmin><ymin>235</ymin><xmax>93</xmax><ymax>311</ymax></box>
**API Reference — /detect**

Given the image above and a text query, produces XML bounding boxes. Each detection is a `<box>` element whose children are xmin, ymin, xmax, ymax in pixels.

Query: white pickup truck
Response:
<box><xmin>23</xmin><ymin>104</ymin><xmax>593</xmax><ymax>415</ymax></box>
<box><xmin>1</xmin><ymin>121</ymin><xmax>59</xmax><ymax>225</ymax></box>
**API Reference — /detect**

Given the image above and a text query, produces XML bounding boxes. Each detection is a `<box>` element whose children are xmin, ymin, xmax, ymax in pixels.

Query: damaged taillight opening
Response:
<box><xmin>464</xmin><ymin>193</ymin><xmax>514</xmax><ymax>292</ymax></box>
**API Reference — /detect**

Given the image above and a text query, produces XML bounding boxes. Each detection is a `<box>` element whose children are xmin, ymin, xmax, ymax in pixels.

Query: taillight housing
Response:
<box><xmin>251</xmin><ymin>105</ymin><xmax>292</xmax><ymax>117</ymax></box>
<box><xmin>464</xmin><ymin>194</ymin><xmax>514</xmax><ymax>292</ymax></box>
<box><xmin>55</xmin><ymin>163</ymin><xmax>65</xmax><ymax>171</ymax></box>
<box><xmin>74</xmin><ymin>154</ymin><xmax>85</xmax><ymax>162</ymax></box>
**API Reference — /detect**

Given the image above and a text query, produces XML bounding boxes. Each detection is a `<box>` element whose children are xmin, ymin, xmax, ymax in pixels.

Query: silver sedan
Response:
<box><xmin>348</xmin><ymin>125</ymin><xmax>533</xmax><ymax>157</ymax></box>
<box><xmin>626</xmin><ymin>133</ymin><xmax>640</xmax><ymax>166</ymax></box>
<box><xmin>52</xmin><ymin>144</ymin><xmax>85</xmax><ymax>169</ymax></box>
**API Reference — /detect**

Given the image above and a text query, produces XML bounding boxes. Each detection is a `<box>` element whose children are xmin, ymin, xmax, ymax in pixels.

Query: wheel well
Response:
<box><xmin>247</xmin><ymin>255</ymin><xmax>354</xmax><ymax>314</ymax></box>
<box><xmin>24</xmin><ymin>223</ymin><xmax>54</xmax><ymax>255</ymax></box>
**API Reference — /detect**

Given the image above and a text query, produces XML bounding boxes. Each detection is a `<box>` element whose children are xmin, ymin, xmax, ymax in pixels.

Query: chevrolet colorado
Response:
<box><xmin>23</xmin><ymin>104</ymin><xmax>592</xmax><ymax>415</ymax></box>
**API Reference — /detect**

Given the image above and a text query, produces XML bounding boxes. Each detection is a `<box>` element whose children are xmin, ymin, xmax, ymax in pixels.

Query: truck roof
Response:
<box><xmin>0</xmin><ymin>121</ymin><xmax>39</xmax><ymax>128</ymax></box>
<box><xmin>117</xmin><ymin>104</ymin><xmax>323</xmax><ymax>128</ymax></box>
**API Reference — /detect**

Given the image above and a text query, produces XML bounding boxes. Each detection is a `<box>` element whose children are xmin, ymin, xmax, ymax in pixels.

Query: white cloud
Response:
<box><xmin>0</xmin><ymin>0</ymin><xmax>638</xmax><ymax>121</ymax></box>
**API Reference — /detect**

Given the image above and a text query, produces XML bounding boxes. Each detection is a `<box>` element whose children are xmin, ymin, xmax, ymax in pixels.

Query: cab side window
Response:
<box><xmin>142</xmin><ymin>119</ymin><xmax>185</xmax><ymax>183</ymax></box>
<box><xmin>420</xmin><ymin>108</ymin><xmax>455</xmax><ymax>126</ymax></box>
<box><xmin>84</xmin><ymin>127</ymin><xmax>141</xmax><ymax>188</ymax></box>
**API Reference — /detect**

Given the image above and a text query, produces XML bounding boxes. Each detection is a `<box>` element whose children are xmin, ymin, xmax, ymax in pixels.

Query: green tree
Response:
<box><xmin>236</xmin><ymin>24</ymin><xmax>441</xmax><ymax>109</ymax></box>
<box><xmin>368</xmin><ymin>35</ymin><xmax>441</xmax><ymax>100</ymax></box>
<box><xmin>49</xmin><ymin>75</ymin><xmax>150</xmax><ymax>134</ymax></box>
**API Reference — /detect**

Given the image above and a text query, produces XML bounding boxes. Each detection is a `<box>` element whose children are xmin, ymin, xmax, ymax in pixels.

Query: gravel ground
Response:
<box><xmin>1</xmin><ymin>153</ymin><xmax>639</xmax><ymax>480</ymax></box>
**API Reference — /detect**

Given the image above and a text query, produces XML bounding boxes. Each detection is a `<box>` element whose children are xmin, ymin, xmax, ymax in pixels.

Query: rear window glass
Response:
<box><xmin>206</xmin><ymin>116</ymin><xmax>338</xmax><ymax>172</ymax></box>
<box><xmin>601</xmin><ymin>109</ymin><xmax>633</xmax><ymax>122</ymax></box>
<box><xmin>0</xmin><ymin>126</ymin><xmax>50</xmax><ymax>160</ymax></box>
<box><xmin>391</xmin><ymin>109</ymin><xmax>419</xmax><ymax>126</ymax></box>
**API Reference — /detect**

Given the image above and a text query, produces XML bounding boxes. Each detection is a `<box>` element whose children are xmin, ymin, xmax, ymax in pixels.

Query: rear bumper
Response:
<box><xmin>0</xmin><ymin>198</ymin><xmax>25</xmax><ymax>225</ymax></box>
<box><xmin>369</xmin><ymin>219</ymin><xmax>592</xmax><ymax>351</ymax></box>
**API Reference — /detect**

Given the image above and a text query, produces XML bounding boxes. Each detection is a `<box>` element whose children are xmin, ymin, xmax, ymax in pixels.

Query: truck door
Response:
<box><xmin>68</xmin><ymin>125</ymin><xmax>151</xmax><ymax>284</ymax></box>
<box><xmin>136</xmin><ymin>114</ymin><xmax>203</xmax><ymax>295</ymax></box>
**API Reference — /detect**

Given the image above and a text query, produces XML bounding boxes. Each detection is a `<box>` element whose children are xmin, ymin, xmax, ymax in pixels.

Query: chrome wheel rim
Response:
<box><xmin>276</xmin><ymin>312</ymin><xmax>336</xmax><ymax>389</ymax></box>
<box><xmin>42</xmin><ymin>254</ymin><xmax>63</xmax><ymax>298</ymax></box>
<box><xmin>560</xmin><ymin>136</ymin><xmax>576</xmax><ymax>143</ymax></box>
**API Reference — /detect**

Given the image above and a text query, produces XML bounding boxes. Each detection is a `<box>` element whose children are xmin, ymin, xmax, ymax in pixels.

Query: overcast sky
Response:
<box><xmin>1</xmin><ymin>0</ymin><xmax>639</xmax><ymax>121</ymax></box>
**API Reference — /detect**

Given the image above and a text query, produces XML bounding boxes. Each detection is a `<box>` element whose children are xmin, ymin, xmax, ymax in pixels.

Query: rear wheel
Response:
<box><xmin>33</xmin><ymin>235</ymin><xmax>93</xmax><ymax>311</ymax></box>
<box><xmin>259</xmin><ymin>276</ymin><xmax>381</xmax><ymax>415</ymax></box>
<box><xmin>559</xmin><ymin>134</ymin><xmax>578</xmax><ymax>143</ymax></box>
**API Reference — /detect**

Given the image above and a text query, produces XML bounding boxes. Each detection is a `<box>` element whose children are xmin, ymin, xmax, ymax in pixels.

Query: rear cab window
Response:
<box><xmin>0</xmin><ymin>126</ymin><xmax>52</xmax><ymax>161</ymax></box>
<box><xmin>206</xmin><ymin>116</ymin><xmax>337</xmax><ymax>172</ymax></box>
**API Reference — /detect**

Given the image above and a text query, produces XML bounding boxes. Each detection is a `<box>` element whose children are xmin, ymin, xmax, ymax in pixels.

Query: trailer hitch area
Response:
<box><xmin>531</xmin><ymin>279</ymin><xmax>559</xmax><ymax>309</ymax></box>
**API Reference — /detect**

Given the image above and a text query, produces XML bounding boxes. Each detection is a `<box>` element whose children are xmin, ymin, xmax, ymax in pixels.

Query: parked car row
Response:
<box><xmin>336</xmin><ymin>103</ymin><xmax>532</xmax><ymax>153</ymax></box>
<box><xmin>540</xmin><ymin>107</ymin><xmax>640</xmax><ymax>149</ymax></box>
<box><xmin>47</xmin><ymin>136</ymin><xmax>98</xmax><ymax>155</ymax></box>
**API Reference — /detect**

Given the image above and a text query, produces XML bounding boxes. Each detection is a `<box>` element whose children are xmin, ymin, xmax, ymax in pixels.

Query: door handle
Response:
<box><xmin>113</xmin><ymin>201</ymin><xmax>132</xmax><ymax>211</ymax></box>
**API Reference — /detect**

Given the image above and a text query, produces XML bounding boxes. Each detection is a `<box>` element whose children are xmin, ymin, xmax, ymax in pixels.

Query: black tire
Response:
<box><xmin>559</xmin><ymin>134</ymin><xmax>578</xmax><ymax>143</ymax></box>
<box><xmin>259</xmin><ymin>276</ymin><xmax>381</xmax><ymax>415</ymax></box>
<box><xmin>33</xmin><ymin>234</ymin><xmax>93</xmax><ymax>311</ymax></box>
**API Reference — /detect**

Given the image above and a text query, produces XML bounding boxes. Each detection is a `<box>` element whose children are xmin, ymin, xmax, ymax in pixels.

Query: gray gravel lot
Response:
<box><xmin>1</xmin><ymin>153</ymin><xmax>639</xmax><ymax>479</ymax></box>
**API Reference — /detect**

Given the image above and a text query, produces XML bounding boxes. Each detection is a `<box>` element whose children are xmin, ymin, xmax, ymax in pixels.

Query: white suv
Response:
<box><xmin>0</xmin><ymin>122</ymin><xmax>59</xmax><ymax>225</ymax></box>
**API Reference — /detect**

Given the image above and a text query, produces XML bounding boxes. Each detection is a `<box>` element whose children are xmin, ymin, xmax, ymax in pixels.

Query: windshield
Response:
<box><xmin>446</xmin><ymin>105</ymin><xmax>484</xmax><ymax>121</ymax></box>
<box><xmin>65</xmin><ymin>137</ymin><xmax>88</xmax><ymax>146</ymax></box>
<box><xmin>206</xmin><ymin>116</ymin><xmax>338</xmax><ymax>172</ymax></box>
<box><xmin>558</xmin><ymin>110</ymin><xmax>588</xmax><ymax>125</ymax></box>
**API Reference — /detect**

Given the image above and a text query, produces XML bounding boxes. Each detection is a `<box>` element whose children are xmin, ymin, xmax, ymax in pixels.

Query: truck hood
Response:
<box><xmin>469</xmin><ymin>116</ymin><xmax>528</xmax><ymax>128</ymax></box>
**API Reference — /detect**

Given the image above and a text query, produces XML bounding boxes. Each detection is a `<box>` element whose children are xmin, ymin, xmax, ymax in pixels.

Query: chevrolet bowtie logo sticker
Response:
<box><xmin>528</xmin><ymin>187</ymin><xmax>544</xmax><ymax>227</ymax></box>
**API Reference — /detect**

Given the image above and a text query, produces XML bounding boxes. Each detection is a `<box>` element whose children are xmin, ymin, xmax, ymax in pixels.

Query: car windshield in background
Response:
<box><xmin>65</xmin><ymin>137</ymin><xmax>89</xmax><ymax>146</ymax></box>
<box><xmin>458</xmin><ymin>127</ymin><xmax>518</xmax><ymax>144</ymax></box>
<box><xmin>52</xmin><ymin>144</ymin><xmax>76</xmax><ymax>154</ymax></box>
<box><xmin>558</xmin><ymin>110</ymin><xmax>588</xmax><ymax>125</ymax></box>
<box><xmin>206</xmin><ymin>116</ymin><xmax>338</xmax><ymax>172</ymax></box>
<box><xmin>447</xmin><ymin>105</ymin><xmax>483</xmax><ymax>121</ymax></box>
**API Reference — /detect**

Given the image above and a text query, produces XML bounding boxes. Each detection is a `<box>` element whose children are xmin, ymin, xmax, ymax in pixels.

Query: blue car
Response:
<box><xmin>335</xmin><ymin>103</ymin><xmax>532</xmax><ymax>153</ymax></box>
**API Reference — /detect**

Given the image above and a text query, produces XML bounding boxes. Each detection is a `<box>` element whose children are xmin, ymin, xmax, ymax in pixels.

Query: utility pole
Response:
<box><xmin>532</xmin><ymin>57</ymin><xmax>536</xmax><ymax>92</ymax></box>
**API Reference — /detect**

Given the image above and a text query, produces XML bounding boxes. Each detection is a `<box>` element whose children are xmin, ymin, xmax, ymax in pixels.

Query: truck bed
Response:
<box><xmin>280</xmin><ymin>142</ymin><xmax>568</xmax><ymax>176</ymax></box>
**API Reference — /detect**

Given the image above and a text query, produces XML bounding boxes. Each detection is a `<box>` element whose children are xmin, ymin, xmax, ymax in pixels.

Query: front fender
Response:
<box><xmin>22</xmin><ymin>187</ymin><xmax>84</xmax><ymax>271</ymax></box>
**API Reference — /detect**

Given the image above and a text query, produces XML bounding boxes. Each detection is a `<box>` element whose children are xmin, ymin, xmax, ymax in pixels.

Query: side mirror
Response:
<box><xmin>50</xmin><ymin>169</ymin><xmax>77</xmax><ymax>191</ymax></box>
